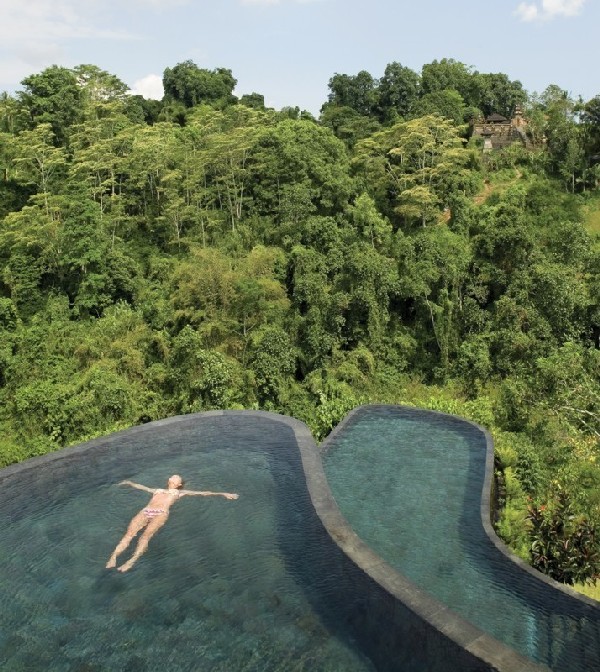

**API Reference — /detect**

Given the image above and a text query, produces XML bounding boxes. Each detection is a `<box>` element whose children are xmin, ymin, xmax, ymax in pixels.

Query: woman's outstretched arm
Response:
<box><xmin>119</xmin><ymin>480</ymin><xmax>155</xmax><ymax>493</ymax></box>
<box><xmin>181</xmin><ymin>489</ymin><xmax>239</xmax><ymax>500</ymax></box>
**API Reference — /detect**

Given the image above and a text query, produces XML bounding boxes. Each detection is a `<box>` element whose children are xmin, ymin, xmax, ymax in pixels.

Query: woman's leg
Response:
<box><xmin>118</xmin><ymin>513</ymin><xmax>168</xmax><ymax>572</ymax></box>
<box><xmin>106</xmin><ymin>511</ymin><xmax>148</xmax><ymax>568</ymax></box>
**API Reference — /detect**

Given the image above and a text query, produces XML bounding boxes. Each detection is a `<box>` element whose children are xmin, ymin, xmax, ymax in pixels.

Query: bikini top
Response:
<box><xmin>156</xmin><ymin>488</ymin><xmax>181</xmax><ymax>499</ymax></box>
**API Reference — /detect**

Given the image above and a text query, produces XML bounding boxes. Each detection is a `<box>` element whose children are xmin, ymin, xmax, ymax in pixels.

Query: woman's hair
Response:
<box><xmin>169</xmin><ymin>474</ymin><xmax>184</xmax><ymax>489</ymax></box>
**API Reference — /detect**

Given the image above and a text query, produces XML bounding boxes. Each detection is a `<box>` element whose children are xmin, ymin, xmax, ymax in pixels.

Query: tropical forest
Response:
<box><xmin>0</xmin><ymin>59</ymin><xmax>599</xmax><ymax>592</ymax></box>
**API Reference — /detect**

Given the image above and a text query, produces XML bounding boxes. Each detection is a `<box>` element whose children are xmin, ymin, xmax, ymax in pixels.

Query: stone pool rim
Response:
<box><xmin>1</xmin><ymin>407</ymin><xmax>597</xmax><ymax>672</ymax></box>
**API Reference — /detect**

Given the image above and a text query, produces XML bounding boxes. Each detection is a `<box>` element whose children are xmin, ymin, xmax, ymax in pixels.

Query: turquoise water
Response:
<box><xmin>323</xmin><ymin>407</ymin><xmax>600</xmax><ymax>672</ymax></box>
<box><xmin>0</xmin><ymin>415</ymin><xmax>374</xmax><ymax>672</ymax></box>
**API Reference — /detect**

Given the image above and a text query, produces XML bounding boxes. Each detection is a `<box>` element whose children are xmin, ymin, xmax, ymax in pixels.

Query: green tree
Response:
<box><xmin>533</xmin><ymin>343</ymin><xmax>600</xmax><ymax>439</ymax></box>
<box><xmin>229</xmin><ymin>246</ymin><xmax>290</xmax><ymax>363</ymax></box>
<box><xmin>539</xmin><ymin>85</ymin><xmax>585</xmax><ymax>191</ymax></box>
<box><xmin>289</xmin><ymin>245</ymin><xmax>344</xmax><ymax>369</ymax></box>
<box><xmin>168</xmin><ymin>325</ymin><xmax>240</xmax><ymax>410</ymax></box>
<box><xmin>421</xmin><ymin>59</ymin><xmax>476</xmax><ymax>106</ymax></box>
<box><xmin>240</xmin><ymin>92</ymin><xmax>265</xmax><ymax>109</ymax></box>
<box><xmin>397</xmin><ymin>226</ymin><xmax>471</xmax><ymax>378</ymax></box>
<box><xmin>248</xmin><ymin>118</ymin><xmax>353</xmax><ymax>224</ymax></box>
<box><xmin>474</xmin><ymin>72</ymin><xmax>526</xmax><ymax>118</ymax></box>
<box><xmin>354</xmin><ymin>115</ymin><xmax>470</xmax><ymax>227</ymax></box>
<box><xmin>0</xmin><ymin>202</ymin><xmax>58</xmax><ymax>315</ymax></box>
<box><xmin>471</xmin><ymin>188</ymin><xmax>535</xmax><ymax>298</ymax></box>
<box><xmin>348</xmin><ymin>192</ymin><xmax>392</xmax><ymax>249</ymax></box>
<box><xmin>249</xmin><ymin>325</ymin><xmax>296</xmax><ymax>406</ymax></box>
<box><xmin>69</xmin><ymin>102</ymin><xmax>136</xmax><ymax>227</ymax></box>
<box><xmin>377</xmin><ymin>62</ymin><xmax>420</xmax><ymax>121</ymax></box>
<box><xmin>123</xmin><ymin>121</ymin><xmax>180</xmax><ymax>242</ymax></box>
<box><xmin>581</xmin><ymin>95</ymin><xmax>600</xmax><ymax>156</ymax></box>
<box><xmin>9</xmin><ymin>124</ymin><xmax>67</xmax><ymax>216</ymax></box>
<box><xmin>320</xmin><ymin>104</ymin><xmax>381</xmax><ymax>149</ymax></box>
<box><xmin>200</xmin><ymin>112</ymin><xmax>263</xmax><ymax>232</ymax></box>
<box><xmin>0</xmin><ymin>92</ymin><xmax>28</xmax><ymax>134</ymax></box>
<box><xmin>19</xmin><ymin>65</ymin><xmax>84</xmax><ymax>145</ymax></box>
<box><xmin>326</xmin><ymin>70</ymin><xmax>379</xmax><ymax>116</ymax></box>
<box><xmin>163</xmin><ymin>61</ymin><xmax>237</xmax><ymax>108</ymax></box>
<box><xmin>412</xmin><ymin>89</ymin><xmax>466</xmax><ymax>125</ymax></box>
<box><xmin>73</xmin><ymin>65</ymin><xmax>130</xmax><ymax>112</ymax></box>
<box><xmin>56</xmin><ymin>197</ymin><xmax>138</xmax><ymax>316</ymax></box>
<box><xmin>336</xmin><ymin>242</ymin><xmax>398</xmax><ymax>351</ymax></box>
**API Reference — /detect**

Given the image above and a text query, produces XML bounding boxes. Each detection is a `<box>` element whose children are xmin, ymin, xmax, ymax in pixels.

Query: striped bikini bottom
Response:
<box><xmin>143</xmin><ymin>508</ymin><xmax>166</xmax><ymax>518</ymax></box>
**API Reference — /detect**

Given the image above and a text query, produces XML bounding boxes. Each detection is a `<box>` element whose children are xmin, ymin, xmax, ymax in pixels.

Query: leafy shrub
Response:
<box><xmin>528</xmin><ymin>485</ymin><xmax>600</xmax><ymax>585</ymax></box>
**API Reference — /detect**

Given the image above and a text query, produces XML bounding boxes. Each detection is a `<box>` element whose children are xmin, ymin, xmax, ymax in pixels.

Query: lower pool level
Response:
<box><xmin>0</xmin><ymin>413</ymin><xmax>375</xmax><ymax>671</ymax></box>
<box><xmin>322</xmin><ymin>406</ymin><xmax>600</xmax><ymax>672</ymax></box>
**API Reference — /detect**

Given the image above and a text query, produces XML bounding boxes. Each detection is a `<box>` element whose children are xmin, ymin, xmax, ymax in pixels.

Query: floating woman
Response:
<box><xmin>106</xmin><ymin>474</ymin><xmax>239</xmax><ymax>572</ymax></box>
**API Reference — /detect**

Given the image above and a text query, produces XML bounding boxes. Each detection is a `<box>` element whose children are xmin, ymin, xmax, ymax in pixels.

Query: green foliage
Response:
<box><xmin>169</xmin><ymin>326</ymin><xmax>241</xmax><ymax>411</ymax></box>
<box><xmin>348</xmin><ymin>193</ymin><xmax>392</xmax><ymax>249</ymax></box>
<box><xmin>412</xmin><ymin>89</ymin><xmax>466</xmax><ymax>125</ymax></box>
<box><xmin>421</xmin><ymin>59</ymin><xmax>475</xmax><ymax>103</ymax></box>
<box><xmin>354</xmin><ymin>114</ymin><xmax>470</xmax><ymax>228</ymax></box>
<box><xmin>453</xmin><ymin>335</ymin><xmax>492</xmax><ymax>395</ymax></box>
<box><xmin>475</xmin><ymin>72</ymin><xmax>527</xmax><ymax>119</ymax></box>
<box><xmin>528</xmin><ymin>486</ymin><xmax>600</xmax><ymax>585</ymax></box>
<box><xmin>320</xmin><ymin>105</ymin><xmax>380</xmax><ymax>149</ymax></box>
<box><xmin>377</xmin><ymin>62</ymin><xmax>420</xmax><ymax>121</ymax></box>
<box><xmin>19</xmin><ymin>65</ymin><xmax>83</xmax><ymax>145</ymax></box>
<box><xmin>0</xmin><ymin>436</ymin><xmax>54</xmax><ymax>468</ymax></box>
<box><xmin>163</xmin><ymin>61</ymin><xmax>237</xmax><ymax>108</ymax></box>
<box><xmin>248</xmin><ymin>118</ymin><xmax>353</xmax><ymax>221</ymax></box>
<box><xmin>495</xmin><ymin>467</ymin><xmax>530</xmax><ymax>560</ymax></box>
<box><xmin>240</xmin><ymin>93</ymin><xmax>265</xmax><ymax>110</ymax></box>
<box><xmin>302</xmin><ymin>368</ymin><xmax>365</xmax><ymax>441</ymax></box>
<box><xmin>326</xmin><ymin>71</ymin><xmax>379</xmax><ymax>117</ymax></box>
<box><xmin>250</xmin><ymin>326</ymin><xmax>296</xmax><ymax>406</ymax></box>
<box><xmin>0</xmin><ymin>297</ymin><xmax>19</xmax><ymax>330</ymax></box>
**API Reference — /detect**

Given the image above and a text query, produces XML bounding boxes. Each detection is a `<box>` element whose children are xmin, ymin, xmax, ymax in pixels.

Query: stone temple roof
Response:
<box><xmin>486</xmin><ymin>113</ymin><xmax>509</xmax><ymax>123</ymax></box>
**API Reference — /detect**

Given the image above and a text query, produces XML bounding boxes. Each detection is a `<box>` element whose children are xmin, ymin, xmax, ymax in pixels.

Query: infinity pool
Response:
<box><xmin>322</xmin><ymin>406</ymin><xmax>600</xmax><ymax>672</ymax></box>
<box><xmin>0</xmin><ymin>413</ymin><xmax>374</xmax><ymax>671</ymax></box>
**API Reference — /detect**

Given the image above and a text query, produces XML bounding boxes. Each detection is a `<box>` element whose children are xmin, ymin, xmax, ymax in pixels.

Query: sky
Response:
<box><xmin>0</xmin><ymin>0</ymin><xmax>598</xmax><ymax>114</ymax></box>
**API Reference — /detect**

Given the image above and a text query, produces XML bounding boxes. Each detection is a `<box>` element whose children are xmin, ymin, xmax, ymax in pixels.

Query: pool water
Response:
<box><xmin>0</xmin><ymin>414</ymin><xmax>374</xmax><ymax>672</ymax></box>
<box><xmin>323</xmin><ymin>407</ymin><xmax>600</xmax><ymax>672</ymax></box>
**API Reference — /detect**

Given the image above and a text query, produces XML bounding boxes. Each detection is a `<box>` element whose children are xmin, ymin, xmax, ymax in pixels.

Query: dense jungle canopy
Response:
<box><xmin>1</xmin><ymin>59</ymin><xmax>599</xmax><ymax>586</ymax></box>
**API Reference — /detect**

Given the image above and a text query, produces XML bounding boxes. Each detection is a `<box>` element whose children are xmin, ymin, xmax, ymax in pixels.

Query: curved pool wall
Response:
<box><xmin>1</xmin><ymin>408</ymin><xmax>597</xmax><ymax>671</ymax></box>
<box><xmin>318</xmin><ymin>405</ymin><xmax>600</xmax><ymax>672</ymax></box>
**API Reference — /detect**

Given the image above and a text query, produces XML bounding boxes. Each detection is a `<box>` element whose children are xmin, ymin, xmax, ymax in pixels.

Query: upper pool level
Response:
<box><xmin>321</xmin><ymin>405</ymin><xmax>599</xmax><ymax>671</ymax></box>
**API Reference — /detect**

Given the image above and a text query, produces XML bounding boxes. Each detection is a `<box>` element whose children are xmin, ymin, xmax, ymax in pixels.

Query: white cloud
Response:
<box><xmin>0</xmin><ymin>0</ymin><xmax>154</xmax><ymax>91</ymax></box>
<box><xmin>129</xmin><ymin>73</ymin><xmax>164</xmax><ymax>100</ymax></box>
<box><xmin>543</xmin><ymin>0</ymin><xmax>586</xmax><ymax>16</ymax></box>
<box><xmin>515</xmin><ymin>3</ymin><xmax>539</xmax><ymax>21</ymax></box>
<box><xmin>0</xmin><ymin>1</ymin><xmax>134</xmax><ymax>47</ymax></box>
<box><xmin>515</xmin><ymin>0</ymin><xmax>586</xmax><ymax>21</ymax></box>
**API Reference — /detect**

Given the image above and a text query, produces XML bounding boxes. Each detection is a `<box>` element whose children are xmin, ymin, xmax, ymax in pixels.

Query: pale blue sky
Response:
<box><xmin>1</xmin><ymin>0</ymin><xmax>598</xmax><ymax>114</ymax></box>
